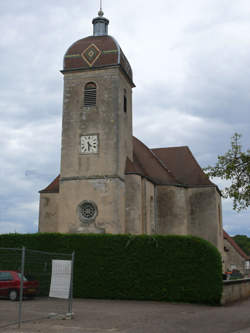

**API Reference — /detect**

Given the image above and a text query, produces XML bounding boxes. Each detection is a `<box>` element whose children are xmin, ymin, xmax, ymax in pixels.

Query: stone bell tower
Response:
<box><xmin>39</xmin><ymin>9</ymin><xmax>135</xmax><ymax>234</ymax></box>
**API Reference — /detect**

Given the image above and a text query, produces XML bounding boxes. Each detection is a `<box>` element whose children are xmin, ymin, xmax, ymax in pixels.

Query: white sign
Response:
<box><xmin>49</xmin><ymin>260</ymin><xmax>72</xmax><ymax>299</ymax></box>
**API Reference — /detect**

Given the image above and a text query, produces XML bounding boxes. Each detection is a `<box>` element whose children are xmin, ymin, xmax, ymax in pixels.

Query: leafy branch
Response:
<box><xmin>204</xmin><ymin>133</ymin><xmax>250</xmax><ymax>211</ymax></box>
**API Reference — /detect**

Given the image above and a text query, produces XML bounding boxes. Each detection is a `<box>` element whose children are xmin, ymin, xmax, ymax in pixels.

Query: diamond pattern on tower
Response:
<box><xmin>81</xmin><ymin>44</ymin><xmax>101</xmax><ymax>67</ymax></box>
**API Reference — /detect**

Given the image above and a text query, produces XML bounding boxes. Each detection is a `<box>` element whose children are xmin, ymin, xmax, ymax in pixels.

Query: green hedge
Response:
<box><xmin>0</xmin><ymin>233</ymin><xmax>222</xmax><ymax>304</ymax></box>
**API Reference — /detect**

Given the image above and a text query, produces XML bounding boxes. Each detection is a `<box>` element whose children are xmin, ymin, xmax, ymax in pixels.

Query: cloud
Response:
<box><xmin>0</xmin><ymin>221</ymin><xmax>26</xmax><ymax>234</ymax></box>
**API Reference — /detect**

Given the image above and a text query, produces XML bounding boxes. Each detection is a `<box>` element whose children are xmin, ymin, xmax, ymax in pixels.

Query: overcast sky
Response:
<box><xmin>0</xmin><ymin>0</ymin><xmax>249</xmax><ymax>236</ymax></box>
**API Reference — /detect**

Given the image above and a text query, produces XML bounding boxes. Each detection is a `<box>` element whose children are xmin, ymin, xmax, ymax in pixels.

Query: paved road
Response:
<box><xmin>1</xmin><ymin>298</ymin><xmax>250</xmax><ymax>333</ymax></box>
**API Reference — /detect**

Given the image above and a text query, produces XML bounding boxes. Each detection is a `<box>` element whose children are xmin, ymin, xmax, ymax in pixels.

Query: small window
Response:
<box><xmin>124</xmin><ymin>89</ymin><xmax>127</xmax><ymax>113</ymax></box>
<box><xmin>84</xmin><ymin>82</ymin><xmax>96</xmax><ymax>107</ymax></box>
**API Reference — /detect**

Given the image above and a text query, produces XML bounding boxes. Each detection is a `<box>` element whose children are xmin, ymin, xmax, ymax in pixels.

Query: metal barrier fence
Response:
<box><xmin>0</xmin><ymin>247</ymin><xmax>74</xmax><ymax>329</ymax></box>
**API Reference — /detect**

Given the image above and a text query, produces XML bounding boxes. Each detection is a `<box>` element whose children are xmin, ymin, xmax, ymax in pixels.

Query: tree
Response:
<box><xmin>205</xmin><ymin>133</ymin><xmax>250</xmax><ymax>211</ymax></box>
<box><xmin>233</xmin><ymin>235</ymin><xmax>250</xmax><ymax>255</ymax></box>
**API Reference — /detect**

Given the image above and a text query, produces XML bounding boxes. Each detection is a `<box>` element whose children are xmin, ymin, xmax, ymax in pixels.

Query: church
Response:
<box><xmin>38</xmin><ymin>9</ymin><xmax>224</xmax><ymax>254</ymax></box>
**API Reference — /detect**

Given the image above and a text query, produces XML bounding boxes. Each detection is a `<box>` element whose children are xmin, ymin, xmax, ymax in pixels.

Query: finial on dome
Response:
<box><xmin>98</xmin><ymin>0</ymin><xmax>104</xmax><ymax>17</ymax></box>
<box><xmin>98</xmin><ymin>10</ymin><xmax>104</xmax><ymax>17</ymax></box>
<box><xmin>92</xmin><ymin>0</ymin><xmax>109</xmax><ymax>36</ymax></box>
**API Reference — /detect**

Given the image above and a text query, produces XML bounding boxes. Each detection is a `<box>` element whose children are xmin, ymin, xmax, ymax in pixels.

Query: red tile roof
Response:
<box><xmin>125</xmin><ymin>137</ymin><xmax>216</xmax><ymax>186</ymax></box>
<box><xmin>125</xmin><ymin>137</ymin><xmax>178</xmax><ymax>185</ymax></box>
<box><xmin>39</xmin><ymin>175</ymin><xmax>60</xmax><ymax>193</ymax></box>
<box><xmin>152</xmin><ymin>146</ymin><xmax>214</xmax><ymax>186</ymax></box>
<box><xmin>223</xmin><ymin>230</ymin><xmax>249</xmax><ymax>260</ymax></box>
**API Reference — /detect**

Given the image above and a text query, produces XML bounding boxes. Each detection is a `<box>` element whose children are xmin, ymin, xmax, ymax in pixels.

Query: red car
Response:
<box><xmin>0</xmin><ymin>271</ymin><xmax>39</xmax><ymax>301</ymax></box>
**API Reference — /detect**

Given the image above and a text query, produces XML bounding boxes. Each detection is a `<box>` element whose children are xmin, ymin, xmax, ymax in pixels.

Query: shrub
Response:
<box><xmin>0</xmin><ymin>233</ymin><xmax>222</xmax><ymax>304</ymax></box>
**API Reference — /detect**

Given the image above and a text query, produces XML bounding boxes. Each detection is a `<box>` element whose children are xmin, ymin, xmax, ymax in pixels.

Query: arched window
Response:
<box><xmin>84</xmin><ymin>82</ymin><xmax>96</xmax><ymax>107</ymax></box>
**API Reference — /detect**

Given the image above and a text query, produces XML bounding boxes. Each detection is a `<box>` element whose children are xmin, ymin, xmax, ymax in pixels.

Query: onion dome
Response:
<box><xmin>62</xmin><ymin>10</ymin><xmax>134</xmax><ymax>86</ymax></box>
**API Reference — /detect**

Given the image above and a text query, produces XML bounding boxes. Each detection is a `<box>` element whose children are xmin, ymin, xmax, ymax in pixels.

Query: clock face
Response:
<box><xmin>80</xmin><ymin>135</ymin><xmax>98</xmax><ymax>154</ymax></box>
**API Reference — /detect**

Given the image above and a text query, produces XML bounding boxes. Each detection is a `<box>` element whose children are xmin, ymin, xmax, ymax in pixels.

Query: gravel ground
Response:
<box><xmin>1</xmin><ymin>297</ymin><xmax>250</xmax><ymax>333</ymax></box>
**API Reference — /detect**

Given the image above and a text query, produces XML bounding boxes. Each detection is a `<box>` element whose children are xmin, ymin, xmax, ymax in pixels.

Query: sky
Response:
<box><xmin>0</xmin><ymin>0</ymin><xmax>249</xmax><ymax>236</ymax></box>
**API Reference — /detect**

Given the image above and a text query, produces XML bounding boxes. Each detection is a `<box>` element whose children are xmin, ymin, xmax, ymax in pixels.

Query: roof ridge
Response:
<box><xmin>152</xmin><ymin>146</ymin><xmax>189</xmax><ymax>150</ymax></box>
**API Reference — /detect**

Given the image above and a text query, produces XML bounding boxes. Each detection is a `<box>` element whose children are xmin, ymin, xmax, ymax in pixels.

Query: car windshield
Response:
<box><xmin>17</xmin><ymin>273</ymin><xmax>28</xmax><ymax>281</ymax></box>
<box><xmin>0</xmin><ymin>272</ymin><xmax>13</xmax><ymax>281</ymax></box>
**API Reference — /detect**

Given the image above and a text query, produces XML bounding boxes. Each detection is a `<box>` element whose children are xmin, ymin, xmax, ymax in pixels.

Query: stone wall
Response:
<box><xmin>222</xmin><ymin>279</ymin><xmax>250</xmax><ymax>304</ymax></box>
<box><xmin>58</xmin><ymin>177</ymin><xmax>125</xmax><ymax>234</ymax></box>
<box><xmin>142</xmin><ymin>179</ymin><xmax>155</xmax><ymax>234</ymax></box>
<box><xmin>40</xmin><ymin>66</ymin><xmax>133</xmax><ymax>234</ymax></box>
<box><xmin>60</xmin><ymin>67</ymin><xmax>133</xmax><ymax>180</ymax></box>
<box><xmin>125</xmin><ymin>174</ymin><xmax>142</xmax><ymax>234</ymax></box>
<box><xmin>39</xmin><ymin>193</ymin><xmax>59</xmax><ymax>233</ymax></box>
<box><xmin>223</xmin><ymin>237</ymin><xmax>246</xmax><ymax>274</ymax></box>
<box><xmin>157</xmin><ymin>186</ymin><xmax>188</xmax><ymax>235</ymax></box>
<box><xmin>187</xmin><ymin>187</ymin><xmax>223</xmax><ymax>252</ymax></box>
<box><xmin>125</xmin><ymin>176</ymin><xmax>156</xmax><ymax>235</ymax></box>
<box><xmin>156</xmin><ymin>185</ymin><xmax>223</xmax><ymax>252</ymax></box>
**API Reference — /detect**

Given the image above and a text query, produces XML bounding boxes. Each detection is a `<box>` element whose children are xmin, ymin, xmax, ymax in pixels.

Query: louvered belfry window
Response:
<box><xmin>84</xmin><ymin>82</ymin><xmax>96</xmax><ymax>107</ymax></box>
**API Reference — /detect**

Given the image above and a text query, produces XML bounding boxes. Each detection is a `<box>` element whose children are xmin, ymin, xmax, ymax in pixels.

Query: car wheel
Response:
<box><xmin>9</xmin><ymin>290</ymin><xmax>18</xmax><ymax>301</ymax></box>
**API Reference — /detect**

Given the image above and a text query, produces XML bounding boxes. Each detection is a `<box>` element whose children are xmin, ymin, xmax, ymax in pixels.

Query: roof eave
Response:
<box><xmin>61</xmin><ymin>64</ymin><xmax>136</xmax><ymax>88</ymax></box>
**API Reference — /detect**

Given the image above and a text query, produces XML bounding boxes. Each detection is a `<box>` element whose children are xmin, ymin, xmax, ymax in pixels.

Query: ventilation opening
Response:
<box><xmin>124</xmin><ymin>89</ymin><xmax>127</xmax><ymax>113</ymax></box>
<box><xmin>124</xmin><ymin>95</ymin><xmax>127</xmax><ymax>113</ymax></box>
<box><xmin>84</xmin><ymin>82</ymin><xmax>96</xmax><ymax>107</ymax></box>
